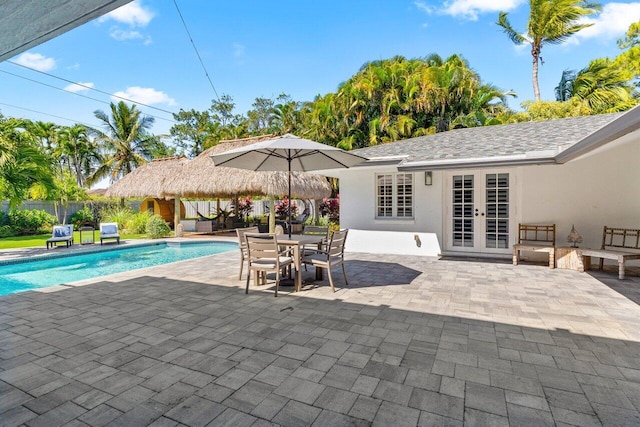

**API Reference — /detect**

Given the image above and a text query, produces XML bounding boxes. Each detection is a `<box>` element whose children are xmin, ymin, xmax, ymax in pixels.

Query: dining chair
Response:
<box><xmin>236</xmin><ymin>226</ymin><xmax>259</xmax><ymax>280</ymax></box>
<box><xmin>301</xmin><ymin>229</ymin><xmax>349</xmax><ymax>292</ymax></box>
<box><xmin>301</xmin><ymin>225</ymin><xmax>330</xmax><ymax>270</ymax></box>
<box><xmin>245</xmin><ymin>233</ymin><xmax>293</xmax><ymax>297</ymax></box>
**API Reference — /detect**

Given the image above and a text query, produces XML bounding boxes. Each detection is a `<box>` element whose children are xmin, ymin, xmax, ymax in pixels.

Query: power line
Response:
<box><xmin>0</xmin><ymin>101</ymin><xmax>97</xmax><ymax>128</ymax></box>
<box><xmin>0</xmin><ymin>68</ymin><xmax>177</xmax><ymax>124</ymax></box>
<box><xmin>173</xmin><ymin>0</ymin><xmax>220</xmax><ymax>101</ymax></box>
<box><xmin>7</xmin><ymin>60</ymin><xmax>179</xmax><ymax>117</ymax></box>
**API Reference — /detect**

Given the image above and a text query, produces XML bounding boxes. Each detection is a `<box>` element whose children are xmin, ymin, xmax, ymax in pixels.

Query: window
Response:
<box><xmin>376</xmin><ymin>173</ymin><xmax>413</xmax><ymax>218</ymax></box>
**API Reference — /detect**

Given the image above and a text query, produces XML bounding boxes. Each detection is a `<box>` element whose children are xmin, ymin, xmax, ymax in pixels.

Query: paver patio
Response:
<box><xmin>1</xmin><ymin>243</ymin><xmax>640</xmax><ymax>426</ymax></box>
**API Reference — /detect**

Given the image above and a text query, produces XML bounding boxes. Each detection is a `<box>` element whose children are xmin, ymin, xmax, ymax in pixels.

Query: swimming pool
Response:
<box><xmin>0</xmin><ymin>241</ymin><xmax>237</xmax><ymax>296</ymax></box>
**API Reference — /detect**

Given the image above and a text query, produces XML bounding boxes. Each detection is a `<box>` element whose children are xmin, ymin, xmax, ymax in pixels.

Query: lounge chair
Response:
<box><xmin>46</xmin><ymin>225</ymin><xmax>74</xmax><ymax>249</ymax></box>
<box><xmin>302</xmin><ymin>229</ymin><xmax>349</xmax><ymax>292</ymax></box>
<box><xmin>100</xmin><ymin>222</ymin><xmax>120</xmax><ymax>245</ymax></box>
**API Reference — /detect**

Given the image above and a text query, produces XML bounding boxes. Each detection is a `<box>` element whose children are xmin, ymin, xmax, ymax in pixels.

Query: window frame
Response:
<box><xmin>375</xmin><ymin>172</ymin><xmax>414</xmax><ymax>220</ymax></box>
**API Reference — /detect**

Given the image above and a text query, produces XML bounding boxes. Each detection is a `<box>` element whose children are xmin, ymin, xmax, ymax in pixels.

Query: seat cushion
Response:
<box><xmin>101</xmin><ymin>224</ymin><xmax>118</xmax><ymax>235</ymax></box>
<box><xmin>53</xmin><ymin>227</ymin><xmax>71</xmax><ymax>238</ymax></box>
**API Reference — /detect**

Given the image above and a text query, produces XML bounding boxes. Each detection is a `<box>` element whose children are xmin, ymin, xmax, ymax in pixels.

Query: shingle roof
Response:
<box><xmin>353</xmin><ymin>113</ymin><xmax>623</xmax><ymax>164</ymax></box>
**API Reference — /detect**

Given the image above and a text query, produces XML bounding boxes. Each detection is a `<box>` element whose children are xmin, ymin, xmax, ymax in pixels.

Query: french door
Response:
<box><xmin>446</xmin><ymin>171</ymin><xmax>515</xmax><ymax>254</ymax></box>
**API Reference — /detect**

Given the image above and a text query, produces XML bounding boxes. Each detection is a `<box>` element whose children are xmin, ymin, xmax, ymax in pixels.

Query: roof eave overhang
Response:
<box><xmin>397</xmin><ymin>156</ymin><xmax>557</xmax><ymax>171</ymax></box>
<box><xmin>554</xmin><ymin>105</ymin><xmax>640</xmax><ymax>164</ymax></box>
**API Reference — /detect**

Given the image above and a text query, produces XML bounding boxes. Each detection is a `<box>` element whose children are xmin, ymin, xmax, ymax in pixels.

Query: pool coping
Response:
<box><xmin>0</xmin><ymin>238</ymin><xmax>238</xmax><ymax>266</ymax></box>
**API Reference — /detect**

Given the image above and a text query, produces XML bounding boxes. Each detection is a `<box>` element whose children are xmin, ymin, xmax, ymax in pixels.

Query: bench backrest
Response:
<box><xmin>601</xmin><ymin>226</ymin><xmax>640</xmax><ymax>250</ymax></box>
<box><xmin>517</xmin><ymin>224</ymin><xmax>555</xmax><ymax>245</ymax></box>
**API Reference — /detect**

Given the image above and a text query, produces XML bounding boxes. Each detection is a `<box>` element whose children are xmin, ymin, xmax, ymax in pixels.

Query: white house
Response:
<box><xmin>330</xmin><ymin>106</ymin><xmax>640</xmax><ymax>259</ymax></box>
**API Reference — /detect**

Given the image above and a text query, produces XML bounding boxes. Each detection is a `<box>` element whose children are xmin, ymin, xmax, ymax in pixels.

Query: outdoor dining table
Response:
<box><xmin>276</xmin><ymin>234</ymin><xmax>325</xmax><ymax>291</ymax></box>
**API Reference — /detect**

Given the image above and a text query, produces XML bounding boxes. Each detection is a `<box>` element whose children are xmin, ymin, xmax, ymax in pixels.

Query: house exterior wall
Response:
<box><xmin>339</xmin><ymin>133</ymin><xmax>639</xmax><ymax>257</ymax></box>
<box><xmin>339</xmin><ymin>165</ymin><xmax>444</xmax><ymax>256</ymax></box>
<box><xmin>520</xmin><ymin>135</ymin><xmax>640</xmax><ymax>251</ymax></box>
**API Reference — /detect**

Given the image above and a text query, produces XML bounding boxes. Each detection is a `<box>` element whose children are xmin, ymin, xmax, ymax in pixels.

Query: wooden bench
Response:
<box><xmin>513</xmin><ymin>224</ymin><xmax>556</xmax><ymax>268</ymax></box>
<box><xmin>580</xmin><ymin>226</ymin><xmax>640</xmax><ymax>279</ymax></box>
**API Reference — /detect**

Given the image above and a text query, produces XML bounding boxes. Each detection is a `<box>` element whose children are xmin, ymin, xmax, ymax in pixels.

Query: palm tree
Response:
<box><xmin>554</xmin><ymin>58</ymin><xmax>637</xmax><ymax>113</ymax></box>
<box><xmin>57</xmin><ymin>124</ymin><xmax>99</xmax><ymax>187</ymax></box>
<box><xmin>0</xmin><ymin>118</ymin><xmax>55</xmax><ymax>207</ymax></box>
<box><xmin>497</xmin><ymin>0</ymin><xmax>600</xmax><ymax>101</ymax></box>
<box><xmin>88</xmin><ymin>101</ymin><xmax>156</xmax><ymax>186</ymax></box>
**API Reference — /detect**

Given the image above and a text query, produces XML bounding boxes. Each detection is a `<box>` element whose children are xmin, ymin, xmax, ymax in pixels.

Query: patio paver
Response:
<box><xmin>1</xmin><ymin>243</ymin><xmax>640</xmax><ymax>426</ymax></box>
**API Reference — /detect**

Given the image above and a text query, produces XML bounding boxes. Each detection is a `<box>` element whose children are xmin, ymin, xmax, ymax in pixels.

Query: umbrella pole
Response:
<box><xmin>288</xmin><ymin>157</ymin><xmax>292</xmax><ymax>238</ymax></box>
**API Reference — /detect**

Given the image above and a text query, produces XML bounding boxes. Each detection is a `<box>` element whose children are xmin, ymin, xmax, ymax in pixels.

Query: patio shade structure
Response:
<box><xmin>168</xmin><ymin>135</ymin><xmax>332</xmax><ymax>200</ymax></box>
<box><xmin>211</xmin><ymin>133</ymin><xmax>367</xmax><ymax>237</ymax></box>
<box><xmin>104</xmin><ymin>136</ymin><xmax>333</xmax><ymax>234</ymax></box>
<box><xmin>104</xmin><ymin>156</ymin><xmax>189</xmax><ymax>199</ymax></box>
<box><xmin>104</xmin><ymin>156</ymin><xmax>189</xmax><ymax>233</ymax></box>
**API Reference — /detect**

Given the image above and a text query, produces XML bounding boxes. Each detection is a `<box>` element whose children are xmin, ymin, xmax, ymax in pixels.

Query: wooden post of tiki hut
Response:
<box><xmin>140</xmin><ymin>197</ymin><xmax>185</xmax><ymax>231</ymax></box>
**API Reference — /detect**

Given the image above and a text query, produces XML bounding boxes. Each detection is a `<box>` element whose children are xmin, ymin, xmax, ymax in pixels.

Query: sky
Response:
<box><xmin>1</xmin><ymin>0</ymin><xmax>639</xmax><ymax>141</ymax></box>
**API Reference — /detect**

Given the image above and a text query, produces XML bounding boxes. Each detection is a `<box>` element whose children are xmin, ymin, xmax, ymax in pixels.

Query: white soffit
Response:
<box><xmin>0</xmin><ymin>0</ymin><xmax>133</xmax><ymax>62</ymax></box>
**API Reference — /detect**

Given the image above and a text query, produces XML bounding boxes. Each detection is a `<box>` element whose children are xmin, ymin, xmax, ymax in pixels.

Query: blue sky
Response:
<box><xmin>1</xmin><ymin>0</ymin><xmax>639</xmax><ymax>138</ymax></box>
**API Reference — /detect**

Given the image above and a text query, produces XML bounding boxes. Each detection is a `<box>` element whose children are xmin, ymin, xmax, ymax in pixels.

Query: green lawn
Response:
<box><xmin>0</xmin><ymin>231</ymin><xmax>146</xmax><ymax>250</ymax></box>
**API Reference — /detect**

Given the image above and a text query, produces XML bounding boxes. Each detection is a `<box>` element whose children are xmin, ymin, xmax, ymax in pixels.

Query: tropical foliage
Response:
<box><xmin>88</xmin><ymin>101</ymin><xmax>158</xmax><ymax>186</ymax></box>
<box><xmin>497</xmin><ymin>0</ymin><xmax>601</xmax><ymax>101</ymax></box>
<box><xmin>0</xmin><ymin>117</ymin><xmax>55</xmax><ymax>207</ymax></box>
<box><xmin>302</xmin><ymin>54</ymin><xmax>515</xmax><ymax>149</ymax></box>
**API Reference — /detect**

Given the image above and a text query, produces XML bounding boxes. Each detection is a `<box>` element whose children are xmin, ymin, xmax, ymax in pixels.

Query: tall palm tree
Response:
<box><xmin>57</xmin><ymin>124</ymin><xmax>99</xmax><ymax>187</ymax></box>
<box><xmin>88</xmin><ymin>101</ymin><xmax>156</xmax><ymax>186</ymax></box>
<box><xmin>497</xmin><ymin>0</ymin><xmax>600</xmax><ymax>101</ymax></box>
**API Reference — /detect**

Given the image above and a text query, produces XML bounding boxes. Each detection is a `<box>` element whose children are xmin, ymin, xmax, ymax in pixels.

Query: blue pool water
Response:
<box><xmin>0</xmin><ymin>241</ymin><xmax>237</xmax><ymax>296</ymax></box>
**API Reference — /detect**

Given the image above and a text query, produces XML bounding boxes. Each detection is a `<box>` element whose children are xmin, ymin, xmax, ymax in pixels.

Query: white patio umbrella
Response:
<box><xmin>211</xmin><ymin>134</ymin><xmax>367</xmax><ymax>237</ymax></box>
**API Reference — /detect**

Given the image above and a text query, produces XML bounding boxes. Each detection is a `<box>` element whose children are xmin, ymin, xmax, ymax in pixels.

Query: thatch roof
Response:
<box><xmin>104</xmin><ymin>156</ymin><xmax>189</xmax><ymax>199</ymax></box>
<box><xmin>105</xmin><ymin>135</ymin><xmax>332</xmax><ymax>200</ymax></box>
<box><xmin>166</xmin><ymin>135</ymin><xmax>332</xmax><ymax>199</ymax></box>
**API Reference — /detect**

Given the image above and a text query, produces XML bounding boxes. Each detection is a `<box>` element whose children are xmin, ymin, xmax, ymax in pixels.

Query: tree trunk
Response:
<box><xmin>532</xmin><ymin>43</ymin><xmax>541</xmax><ymax>102</ymax></box>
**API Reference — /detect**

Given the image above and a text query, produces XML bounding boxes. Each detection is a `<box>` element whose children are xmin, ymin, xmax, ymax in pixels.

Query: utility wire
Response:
<box><xmin>7</xmin><ymin>60</ymin><xmax>179</xmax><ymax>117</ymax></box>
<box><xmin>0</xmin><ymin>69</ymin><xmax>176</xmax><ymax>124</ymax></box>
<box><xmin>173</xmin><ymin>0</ymin><xmax>220</xmax><ymax>101</ymax></box>
<box><xmin>0</xmin><ymin>101</ymin><xmax>96</xmax><ymax>128</ymax></box>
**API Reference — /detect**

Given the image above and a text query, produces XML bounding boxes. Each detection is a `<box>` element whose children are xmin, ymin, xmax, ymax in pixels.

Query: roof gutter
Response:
<box><xmin>554</xmin><ymin>105</ymin><xmax>640</xmax><ymax>164</ymax></box>
<box><xmin>397</xmin><ymin>153</ymin><xmax>557</xmax><ymax>171</ymax></box>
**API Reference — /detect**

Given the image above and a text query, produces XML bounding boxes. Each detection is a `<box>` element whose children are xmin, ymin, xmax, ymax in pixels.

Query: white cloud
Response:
<box><xmin>13</xmin><ymin>52</ymin><xmax>56</xmax><ymax>71</ymax></box>
<box><xmin>414</xmin><ymin>1</ymin><xmax>435</xmax><ymax>14</ymax></box>
<box><xmin>100</xmin><ymin>0</ymin><xmax>154</xmax><ymax>27</ymax></box>
<box><xmin>64</xmin><ymin>82</ymin><xmax>95</xmax><ymax>93</ymax></box>
<box><xmin>416</xmin><ymin>0</ymin><xmax>526</xmax><ymax>21</ymax></box>
<box><xmin>99</xmin><ymin>1</ymin><xmax>154</xmax><ymax>43</ymax></box>
<box><xmin>574</xmin><ymin>2</ymin><xmax>640</xmax><ymax>42</ymax></box>
<box><xmin>111</xmin><ymin>86</ymin><xmax>176</xmax><ymax>106</ymax></box>
<box><xmin>108</xmin><ymin>27</ymin><xmax>152</xmax><ymax>44</ymax></box>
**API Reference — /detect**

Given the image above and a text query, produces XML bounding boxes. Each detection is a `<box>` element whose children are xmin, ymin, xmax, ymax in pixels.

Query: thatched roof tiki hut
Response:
<box><xmin>105</xmin><ymin>135</ymin><xmax>332</xmax><ymax>235</ymax></box>
<box><xmin>105</xmin><ymin>156</ymin><xmax>189</xmax><ymax>233</ymax></box>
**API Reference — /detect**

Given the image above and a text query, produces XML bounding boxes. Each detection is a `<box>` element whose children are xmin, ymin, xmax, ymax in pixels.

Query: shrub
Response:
<box><xmin>0</xmin><ymin>225</ymin><xmax>15</xmax><ymax>238</ymax></box>
<box><xmin>100</xmin><ymin>206</ymin><xmax>134</xmax><ymax>230</ymax></box>
<box><xmin>275</xmin><ymin>197</ymin><xmax>297</xmax><ymax>219</ymax></box>
<box><xmin>146</xmin><ymin>214</ymin><xmax>171</xmax><ymax>239</ymax></box>
<box><xmin>319</xmin><ymin>196</ymin><xmax>340</xmax><ymax>223</ymax></box>
<box><xmin>70</xmin><ymin>206</ymin><xmax>95</xmax><ymax>230</ymax></box>
<box><xmin>7</xmin><ymin>209</ymin><xmax>57</xmax><ymax>235</ymax></box>
<box><xmin>125</xmin><ymin>211</ymin><xmax>150</xmax><ymax>234</ymax></box>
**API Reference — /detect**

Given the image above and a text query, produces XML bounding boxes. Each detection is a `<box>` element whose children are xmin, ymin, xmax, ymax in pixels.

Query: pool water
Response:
<box><xmin>0</xmin><ymin>241</ymin><xmax>237</xmax><ymax>296</ymax></box>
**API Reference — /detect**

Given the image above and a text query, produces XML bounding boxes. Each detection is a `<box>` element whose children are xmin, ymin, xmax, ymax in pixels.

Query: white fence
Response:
<box><xmin>1</xmin><ymin>199</ymin><xmax>313</xmax><ymax>223</ymax></box>
<box><xmin>182</xmin><ymin>198</ymin><xmax>312</xmax><ymax>218</ymax></box>
<box><xmin>0</xmin><ymin>200</ymin><xmax>141</xmax><ymax>223</ymax></box>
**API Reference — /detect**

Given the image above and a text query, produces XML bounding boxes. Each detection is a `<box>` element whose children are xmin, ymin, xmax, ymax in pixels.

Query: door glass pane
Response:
<box><xmin>452</xmin><ymin>175</ymin><xmax>474</xmax><ymax>247</ymax></box>
<box><xmin>485</xmin><ymin>173</ymin><xmax>509</xmax><ymax>249</ymax></box>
